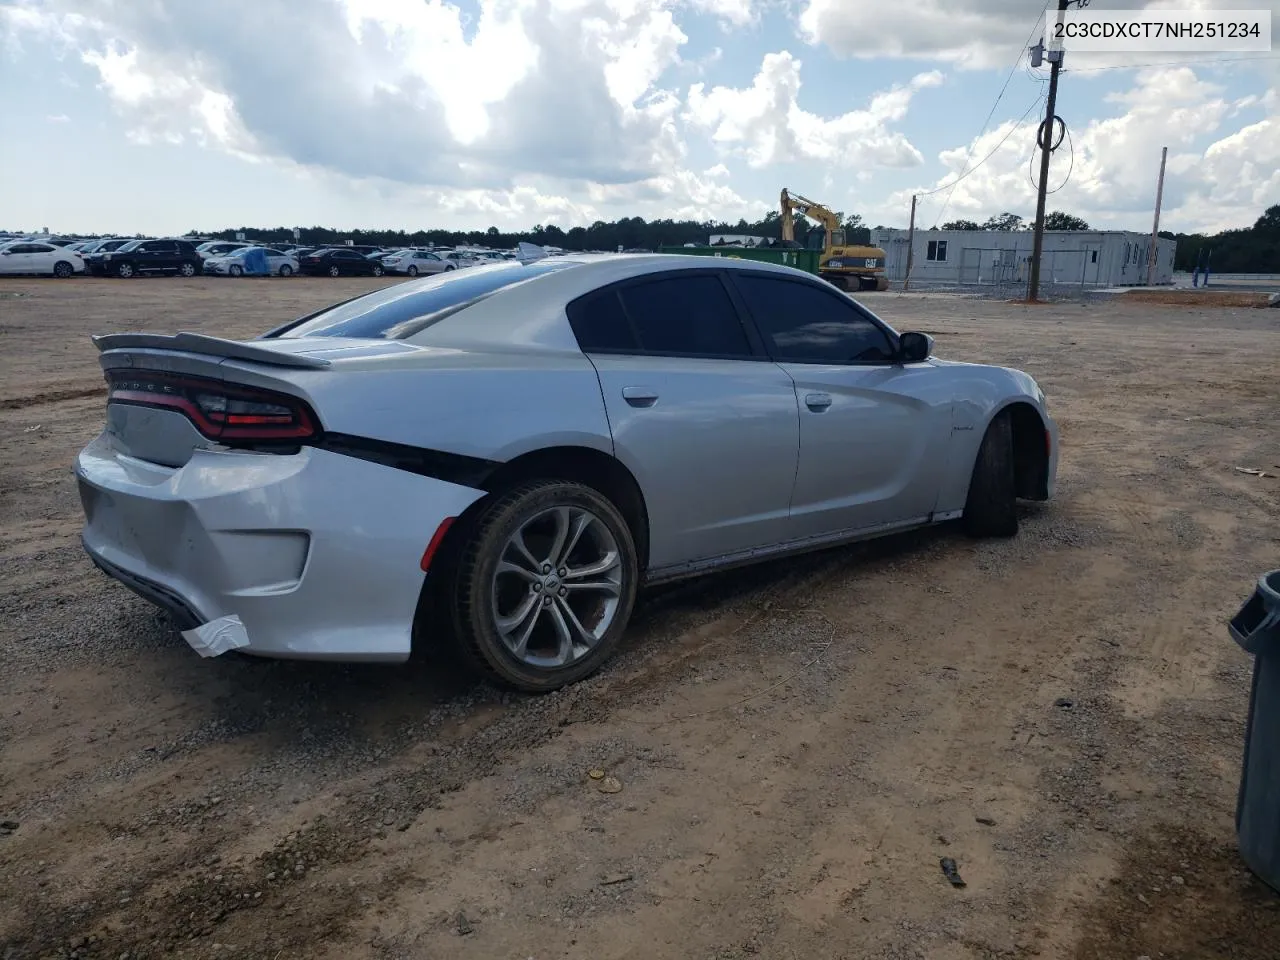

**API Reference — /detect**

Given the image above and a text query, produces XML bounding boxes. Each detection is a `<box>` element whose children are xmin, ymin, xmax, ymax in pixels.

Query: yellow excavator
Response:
<box><xmin>780</xmin><ymin>188</ymin><xmax>889</xmax><ymax>292</ymax></box>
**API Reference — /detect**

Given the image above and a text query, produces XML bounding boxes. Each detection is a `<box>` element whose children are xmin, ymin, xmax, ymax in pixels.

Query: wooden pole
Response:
<box><xmin>1029</xmin><ymin>0</ymin><xmax>1070</xmax><ymax>302</ymax></box>
<box><xmin>1146</xmin><ymin>145</ymin><xmax>1168</xmax><ymax>287</ymax></box>
<box><xmin>903</xmin><ymin>194</ymin><xmax>917</xmax><ymax>292</ymax></box>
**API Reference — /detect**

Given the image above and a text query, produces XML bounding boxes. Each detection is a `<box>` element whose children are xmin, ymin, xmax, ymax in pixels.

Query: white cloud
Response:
<box><xmin>685</xmin><ymin>52</ymin><xmax>941</xmax><ymax>168</ymax></box>
<box><xmin>889</xmin><ymin>67</ymin><xmax>1280</xmax><ymax>233</ymax></box>
<box><xmin>687</xmin><ymin>0</ymin><xmax>762</xmax><ymax>28</ymax></box>
<box><xmin>46</xmin><ymin>113</ymin><xmax>70</xmax><ymax>123</ymax></box>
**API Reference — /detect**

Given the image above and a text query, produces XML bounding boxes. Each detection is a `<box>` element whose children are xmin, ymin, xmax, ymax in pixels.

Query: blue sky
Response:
<box><xmin>2</xmin><ymin>0</ymin><xmax>1277</xmax><ymax>237</ymax></box>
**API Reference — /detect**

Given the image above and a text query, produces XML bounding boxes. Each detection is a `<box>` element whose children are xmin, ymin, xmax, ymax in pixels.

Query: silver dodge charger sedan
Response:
<box><xmin>75</xmin><ymin>254</ymin><xmax>1058</xmax><ymax>691</ymax></box>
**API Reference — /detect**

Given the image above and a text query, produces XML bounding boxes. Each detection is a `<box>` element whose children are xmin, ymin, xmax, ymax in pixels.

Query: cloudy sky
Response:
<box><xmin>1</xmin><ymin>0</ymin><xmax>1276</xmax><ymax>236</ymax></box>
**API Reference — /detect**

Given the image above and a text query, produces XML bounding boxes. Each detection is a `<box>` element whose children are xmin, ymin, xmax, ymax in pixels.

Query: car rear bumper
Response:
<box><xmin>75</xmin><ymin>432</ymin><xmax>487</xmax><ymax>661</ymax></box>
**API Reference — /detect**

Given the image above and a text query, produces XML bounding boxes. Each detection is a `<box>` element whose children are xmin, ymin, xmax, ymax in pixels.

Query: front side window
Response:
<box><xmin>926</xmin><ymin>240</ymin><xmax>948</xmax><ymax>262</ymax></box>
<box><xmin>734</xmin><ymin>274</ymin><xmax>895</xmax><ymax>365</ymax></box>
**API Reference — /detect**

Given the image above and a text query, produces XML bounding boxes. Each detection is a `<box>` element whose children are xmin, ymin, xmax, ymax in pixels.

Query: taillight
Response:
<box><xmin>105</xmin><ymin>371</ymin><xmax>317</xmax><ymax>442</ymax></box>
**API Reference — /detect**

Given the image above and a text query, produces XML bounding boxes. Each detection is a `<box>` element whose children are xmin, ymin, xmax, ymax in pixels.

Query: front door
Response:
<box><xmin>726</xmin><ymin>271</ymin><xmax>954</xmax><ymax>540</ymax></box>
<box><xmin>960</xmin><ymin>247</ymin><xmax>981</xmax><ymax>284</ymax></box>
<box><xmin>569</xmin><ymin>271</ymin><xmax>800</xmax><ymax>571</ymax></box>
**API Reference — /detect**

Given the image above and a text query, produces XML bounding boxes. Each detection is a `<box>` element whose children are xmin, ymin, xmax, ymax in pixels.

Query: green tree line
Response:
<box><xmin>188</xmin><ymin>209</ymin><xmax>875</xmax><ymax>254</ymax></box>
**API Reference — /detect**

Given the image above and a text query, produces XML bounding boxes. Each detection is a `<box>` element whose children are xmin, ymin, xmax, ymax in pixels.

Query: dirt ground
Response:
<box><xmin>2</xmin><ymin>275</ymin><xmax>1279</xmax><ymax>960</ymax></box>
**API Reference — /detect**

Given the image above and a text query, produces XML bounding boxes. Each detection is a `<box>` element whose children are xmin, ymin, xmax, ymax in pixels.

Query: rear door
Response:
<box><xmin>569</xmin><ymin>270</ymin><xmax>800</xmax><ymax>571</ymax></box>
<box><xmin>728</xmin><ymin>271</ymin><xmax>954</xmax><ymax>540</ymax></box>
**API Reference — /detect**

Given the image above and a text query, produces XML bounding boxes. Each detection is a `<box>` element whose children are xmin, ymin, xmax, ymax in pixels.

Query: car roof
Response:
<box><xmin>401</xmin><ymin>253</ymin><xmax>839</xmax><ymax>354</ymax></box>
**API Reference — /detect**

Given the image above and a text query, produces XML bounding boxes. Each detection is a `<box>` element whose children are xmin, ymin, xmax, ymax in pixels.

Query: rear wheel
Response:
<box><xmin>116</xmin><ymin>262</ymin><xmax>134</xmax><ymax>279</ymax></box>
<box><xmin>328</xmin><ymin>265</ymin><xmax>340</xmax><ymax>277</ymax></box>
<box><xmin>407</xmin><ymin>265</ymin><xmax>419</xmax><ymax>277</ymax></box>
<box><xmin>52</xmin><ymin>261</ymin><xmax>73</xmax><ymax>279</ymax></box>
<box><xmin>371</xmin><ymin>264</ymin><xmax>384</xmax><ymax>277</ymax></box>
<box><xmin>962</xmin><ymin>411</ymin><xmax>1018</xmax><ymax>537</ymax></box>
<box><xmin>448</xmin><ymin>480</ymin><xmax>639</xmax><ymax>692</ymax></box>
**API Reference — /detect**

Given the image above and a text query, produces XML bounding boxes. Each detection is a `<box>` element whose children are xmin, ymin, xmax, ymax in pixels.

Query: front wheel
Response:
<box><xmin>962</xmin><ymin>411</ymin><xmax>1018</xmax><ymax>537</ymax></box>
<box><xmin>278</xmin><ymin>264</ymin><xmax>293</xmax><ymax>277</ymax></box>
<box><xmin>178</xmin><ymin>261</ymin><xmax>196</xmax><ymax>277</ymax></box>
<box><xmin>52</xmin><ymin>261</ymin><xmax>73</xmax><ymax>279</ymax></box>
<box><xmin>448</xmin><ymin>480</ymin><xmax>640</xmax><ymax>692</ymax></box>
<box><xmin>228</xmin><ymin>264</ymin><xmax>243</xmax><ymax>277</ymax></box>
<box><xmin>371</xmin><ymin>264</ymin><xmax>384</xmax><ymax>277</ymax></box>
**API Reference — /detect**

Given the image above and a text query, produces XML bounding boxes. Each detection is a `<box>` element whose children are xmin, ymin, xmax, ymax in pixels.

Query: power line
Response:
<box><xmin>917</xmin><ymin>93</ymin><xmax>1046</xmax><ymax>199</ymax></box>
<box><xmin>1066</xmin><ymin>54</ymin><xmax>1280</xmax><ymax>73</ymax></box>
<box><xmin>931</xmin><ymin>0</ymin><xmax>1052</xmax><ymax>228</ymax></box>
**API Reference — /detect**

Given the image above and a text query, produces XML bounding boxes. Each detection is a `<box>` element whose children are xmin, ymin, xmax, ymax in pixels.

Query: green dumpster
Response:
<box><xmin>659</xmin><ymin>246</ymin><xmax>821</xmax><ymax>275</ymax></box>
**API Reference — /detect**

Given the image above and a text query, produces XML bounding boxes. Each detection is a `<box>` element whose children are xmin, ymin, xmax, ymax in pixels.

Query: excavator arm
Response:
<box><xmin>780</xmin><ymin>188</ymin><xmax>844</xmax><ymax>248</ymax></box>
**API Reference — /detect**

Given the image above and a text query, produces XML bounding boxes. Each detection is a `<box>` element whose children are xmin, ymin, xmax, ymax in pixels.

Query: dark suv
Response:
<box><xmin>101</xmin><ymin>238</ymin><xmax>202</xmax><ymax>278</ymax></box>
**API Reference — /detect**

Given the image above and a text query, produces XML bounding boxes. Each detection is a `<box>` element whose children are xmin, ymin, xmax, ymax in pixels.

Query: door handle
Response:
<box><xmin>804</xmin><ymin>392</ymin><xmax>833</xmax><ymax>412</ymax></box>
<box><xmin>622</xmin><ymin>386</ymin><xmax>659</xmax><ymax>408</ymax></box>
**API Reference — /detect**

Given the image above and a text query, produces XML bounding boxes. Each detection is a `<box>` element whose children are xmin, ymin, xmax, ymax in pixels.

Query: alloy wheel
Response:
<box><xmin>489</xmin><ymin>506</ymin><xmax>624</xmax><ymax>668</ymax></box>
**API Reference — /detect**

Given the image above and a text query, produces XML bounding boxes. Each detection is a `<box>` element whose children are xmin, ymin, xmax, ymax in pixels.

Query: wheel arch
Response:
<box><xmin>412</xmin><ymin>444</ymin><xmax>650</xmax><ymax>657</ymax></box>
<box><xmin>987</xmin><ymin>399</ymin><xmax>1051</xmax><ymax>501</ymax></box>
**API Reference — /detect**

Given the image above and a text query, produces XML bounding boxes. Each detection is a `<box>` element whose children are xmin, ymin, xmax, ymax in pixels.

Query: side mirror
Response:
<box><xmin>897</xmin><ymin>331</ymin><xmax>933</xmax><ymax>363</ymax></box>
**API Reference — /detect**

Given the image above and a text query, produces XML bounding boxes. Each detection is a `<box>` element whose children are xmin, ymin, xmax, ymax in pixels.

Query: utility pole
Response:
<box><xmin>1028</xmin><ymin>0</ymin><xmax>1074</xmax><ymax>302</ymax></box>
<box><xmin>903</xmin><ymin>194</ymin><xmax>917</xmax><ymax>292</ymax></box>
<box><xmin>1146</xmin><ymin>145</ymin><xmax>1168</xmax><ymax>287</ymax></box>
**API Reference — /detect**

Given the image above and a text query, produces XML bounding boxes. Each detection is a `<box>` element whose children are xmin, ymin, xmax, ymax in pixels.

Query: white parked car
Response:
<box><xmin>380</xmin><ymin>249</ymin><xmax>460</xmax><ymax>277</ymax></box>
<box><xmin>0</xmin><ymin>240</ymin><xmax>85</xmax><ymax>278</ymax></box>
<box><xmin>203</xmin><ymin>247</ymin><xmax>300</xmax><ymax>277</ymax></box>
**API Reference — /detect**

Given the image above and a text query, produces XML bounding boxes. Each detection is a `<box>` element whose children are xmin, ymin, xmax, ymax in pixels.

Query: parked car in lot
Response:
<box><xmin>81</xmin><ymin>238</ymin><xmax>134</xmax><ymax>275</ymax></box>
<box><xmin>100</xmin><ymin>238</ymin><xmax>202</xmax><ymax>278</ymax></box>
<box><xmin>203</xmin><ymin>246</ymin><xmax>300</xmax><ymax>277</ymax></box>
<box><xmin>0</xmin><ymin>240</ymin><xmax>85</xmax><ymax>277</ymax></box>
<box><xmin>299</xmin><ymin>247</ymin><xmax>385</xmax><ymax>277</ymax></box>
<box><xmin>379</xmin><ymin>249</ymin><xmax>458</xmax><ymax>276</ymax></box>
<box><xmin>195</xmin><ymin>241</ymin><xmax>250</xmax><ymax>260</ymax></box>
<box><xmin>74</xmin><ymin>254</ymin><xmax>1058</xmax><ymax>692</ymax></box>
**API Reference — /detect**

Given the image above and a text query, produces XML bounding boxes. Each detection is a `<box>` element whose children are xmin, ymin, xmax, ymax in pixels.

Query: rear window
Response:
<box><xmin>269</xmin><ymin>260</ymin><xmax>581</xmax><ymax>340</ymax></box>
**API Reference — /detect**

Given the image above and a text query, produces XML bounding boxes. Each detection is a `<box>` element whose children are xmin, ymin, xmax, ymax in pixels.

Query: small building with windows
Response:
<box><xmin>869</xmin><ymin>228</ymin><xmax>1176</xmax><ymax>288</ymax></box>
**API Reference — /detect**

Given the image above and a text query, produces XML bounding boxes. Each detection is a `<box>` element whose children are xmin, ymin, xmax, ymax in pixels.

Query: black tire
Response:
<box><xmin>371</xmin><ymin>264</ymin><xmax>384</xmax><ymax>277</ymax></box>
<box><xmin>278</xmin><ymin>264</ymin><xmax>293</xmax><ymax>277</ymax></box>
<box><xmin>52</xmin><ymin>261</ymin><xmax>73</xmax><ymax>279</ymax></box>
<box><xmin>116</xmin><ymin>262</ymin><xmax>134</xmax><ymax>279</ymax></box>
<box><xmin>178</xmin><ymin>261</ymin><xmax>196</xmax><ymax>277</ymax></box>
<box><xmin>328</xmin><ymin>265</ymin><xmax>340</xmax><ymax>277</ymax></box>
<box><xmin>228</xmin><ymin>264</ymin><xmax>243</xmax><ymax>277</ymax></box>
<box><xmin>962</xmin><ymin>411</ymin><xmax>1018</xmax><ymax>537</ymax></box>
<box><xmin>445</xmin><ymin>264</ymin><xmax>455</xmax><ymax>271</ymax></box>
<box><xmin>407</xmin><ymin>265</ymin><xmax>419</xmax><ymax>277</ymax></box>
<box><xmin>448</xmin><ymin>480</ymin><xmax>640</xmax><ymax>692</ymax></box>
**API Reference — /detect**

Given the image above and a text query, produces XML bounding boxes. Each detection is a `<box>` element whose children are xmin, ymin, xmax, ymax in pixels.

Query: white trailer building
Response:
<box><xmin>870</xmin><ymin>228</ymin><xmax>1176</xmax><ymax>288</ymax></box>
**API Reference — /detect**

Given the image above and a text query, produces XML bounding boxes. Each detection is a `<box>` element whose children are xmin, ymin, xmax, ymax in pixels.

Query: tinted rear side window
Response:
<box><xmin>567</xmin><ymin>290</ymin><xmax>638</xmax><ymax>352</ymax></box>
<box><xmin>271</xmin><ymin>261</ymin><xmax>581</xmax><ymax>339</ymax></box>
<box><xmin>734</xmin><ymin>274</ymin><xmax>895</xmax><ymax>364</ymax></box>
<box><xmin>617</xmin><ymin>274</ymin><xmax>752</xmax><ymax>357</ymax></box>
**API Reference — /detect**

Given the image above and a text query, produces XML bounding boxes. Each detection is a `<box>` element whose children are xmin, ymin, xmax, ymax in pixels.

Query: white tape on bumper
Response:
<box><xmin>181</xmin><ymin>615</ymin><xmax>250</xmax><ymax>658</ymax></box>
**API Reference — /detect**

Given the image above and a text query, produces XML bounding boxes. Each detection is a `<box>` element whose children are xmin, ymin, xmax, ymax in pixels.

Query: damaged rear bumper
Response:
<box><xmin>75</xmin><ymin>432</ymin><xmax>486</xmax><ymax>662</ymax></box>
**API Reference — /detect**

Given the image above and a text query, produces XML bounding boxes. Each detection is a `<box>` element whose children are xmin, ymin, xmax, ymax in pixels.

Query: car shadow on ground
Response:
<box><xmin>123</xmin><ymin>510</ymin><xmax>1052</xmax><ymax>752</ymax></box>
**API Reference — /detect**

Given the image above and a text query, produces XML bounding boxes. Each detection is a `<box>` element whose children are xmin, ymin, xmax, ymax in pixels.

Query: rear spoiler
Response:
<box><xmin>91</xmin><ymin>332</ymin><xmax>331</xmax><ymax>369</ymax></box>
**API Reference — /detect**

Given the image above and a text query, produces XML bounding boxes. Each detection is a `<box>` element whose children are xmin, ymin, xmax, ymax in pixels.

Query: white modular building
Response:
<box><xmin>870</xmin><ymin>228</ymin><xmax>1177</xmax><ymax>288</ymax></box>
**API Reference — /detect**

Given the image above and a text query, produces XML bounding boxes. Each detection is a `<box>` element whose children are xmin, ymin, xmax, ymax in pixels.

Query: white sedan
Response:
<box><xmin>379</xmin><ymin>249</ymin><xmax>459</xmax><ymax>276</ymax></box>
<box><xmin>202</xmin><ymin>247</ymin><xmax>299</xmax><ymax>277</ymax></box>
<box><xmin>0</xmin><ymin>241</ymin><xmax>85</xmax><ymax>278</ymax></box>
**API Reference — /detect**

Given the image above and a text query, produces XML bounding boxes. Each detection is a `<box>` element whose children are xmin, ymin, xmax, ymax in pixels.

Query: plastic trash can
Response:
<box><xmin>1232</xmin><ymin>569</ymin><xmax>1280</xmax><ymax>892</ymax></box>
